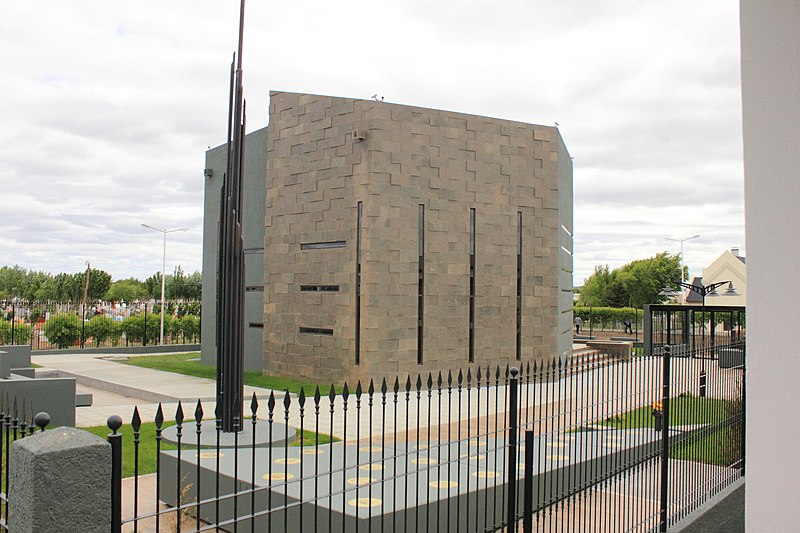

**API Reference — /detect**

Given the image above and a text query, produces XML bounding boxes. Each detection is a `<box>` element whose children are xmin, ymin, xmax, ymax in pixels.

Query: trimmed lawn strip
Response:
<box><xmin>599</xmin><ymin>395</ymin><xmax>729</xmax><ymax>430</ymax></box>
<box><xmin>119</xmin><ymin>352</ymin><xmax>341</xmax><ymax>395</ymax></box>
<box><xmin>84</xmin><ymin>421</ymin><xmax>338</xmax><ymax>478</ymax></box>
<box><xmin>598</xmin><ymin>394</ymin><xmax>742</xmax><ymax>467</ymax></box>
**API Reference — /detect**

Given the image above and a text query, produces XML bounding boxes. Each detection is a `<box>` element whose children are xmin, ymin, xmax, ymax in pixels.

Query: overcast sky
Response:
<box><xmin>0</xmin><ymin>1</ymin><xmax>744</xmax><ymax>285</ymax></box>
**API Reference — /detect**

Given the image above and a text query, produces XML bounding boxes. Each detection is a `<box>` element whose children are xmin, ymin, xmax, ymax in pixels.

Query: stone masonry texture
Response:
<box><xmin>264</xmin><ymin>92</ymin><xmax>573</xmax><ymax>384</ymax></box>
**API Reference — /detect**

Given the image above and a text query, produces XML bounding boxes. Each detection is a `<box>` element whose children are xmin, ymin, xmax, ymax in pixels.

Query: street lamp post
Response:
<box><xmin>665</xmin><ymin>234</ymin><xmax>700</xmax><ymax>303</ymax></box>
<box><xmin>670</xmin><ymin>280</ymin><xmax>737</xmax><ymax>397</ymax></box>
<box><xmin>142</xmin><ymin>224</ymin><xmax>188</xmax><ymax>345</ymax></box>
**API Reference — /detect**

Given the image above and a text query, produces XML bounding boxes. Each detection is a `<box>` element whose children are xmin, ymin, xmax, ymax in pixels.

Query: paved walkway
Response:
<box><xmin>31</xmin><ymin>351</ymin><xmax>279</xmax><ymax>428</ymax></box>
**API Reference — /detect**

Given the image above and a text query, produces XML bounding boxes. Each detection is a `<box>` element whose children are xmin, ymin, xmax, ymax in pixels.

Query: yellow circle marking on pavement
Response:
<box><xmin>302</xmin><ymin>448</ymin><xmax>324</xmax><ymax>455</ymax></box>
<box><xmin>359</xmin><ymin>463</ymin><xmax>384</xmax><ymax>471</ymax></box>
<box><xmin>472</xmin><ymin>470</ymin><xmax>498</xmax><ymax>479</ymax></box>
<box><xmin>430</xmin><ymin>480</ymin><xmax>458</xmax><ymax>489</ymax></box>
<box><xmin>276</xmin><ymin>458</ymin><xmax>301</xmax><ymax>465</ymax></box>
<box><xmin>415</xmin><ymin>443</ymin><xmax>429</xmax><ymax>450</ymax></box>
<box><xmin>347</xmin><ymin>477</ymin><xmax>375</xmax><ymax>486</ymax></box>
<box><xmin>263</xmin><ymin>473</ymin><xmax>295</xmax><ymax>481</ymax></box>
<box><xmin>198</xmin><ymin>451</ymin><xmax>223</xmax><ymax>459</ymax></box>
<box><xmin>412</xmin><ymin>457</ymin><xmax>437</xmax><ymax>465</ymax></box>
<box><xmin>360</xmin><ymin>446</ymin><xmax>383</xmax><ymax>453</ymax></box>
<box><xmin>348</xmin><ymin>498</ymin><xmax>382</xmax><ymax>508</ymax></box>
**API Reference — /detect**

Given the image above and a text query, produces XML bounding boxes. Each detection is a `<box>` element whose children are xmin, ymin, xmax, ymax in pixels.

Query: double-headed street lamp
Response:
<box><xmin>660</xmin><ymin>280</ymin><xmax>737</xmax><ymax>397</ymax></box>
<box><xmin>142</xmin><ymin>224</ymin><xmax>188</xmax><ymax>345</ymax></box>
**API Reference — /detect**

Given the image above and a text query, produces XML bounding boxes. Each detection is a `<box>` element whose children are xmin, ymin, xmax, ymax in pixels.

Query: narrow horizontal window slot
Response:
<box><xmin>300</xmin><ymin>285</ymin><xmax>340</xmax><ymax>292</ymax></box>
<box><xmin>301</xmin><ymin>241</ymin><xmax>346</xmax><ymax>250</ymax></box>
<box><xmin>299</xmin><ymin>327</ymin><xmax>334</xmax><ymax>336</ymax></box>
<box><xmin>248</xmin><ymin>322</ymin><xmax>264</xmax><ymax>328</ymax></box>
<box><xmin>245</xmin><ymin>286</ymin><xmax>264</xmax><ymax>292</ymax></box>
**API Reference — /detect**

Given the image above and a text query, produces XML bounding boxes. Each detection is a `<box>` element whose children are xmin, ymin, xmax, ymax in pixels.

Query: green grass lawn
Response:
<box><xmin>599</xmin><ymin>395</ymin><xmax>730</xmax><ymax>429</ymax></box>
<box><xmin>120</xmin><ymin>352</ymin><xmax>340</xmax><ymax>395</ymax></box>
<box><xmin>598</xmin><ymin>394</ymin><xmax>743</xmax><ymax>466</ymax></box>
<box><xmin>85</xmin><ymin>420</ymin><xmax>338</xmax><ymax>478</ymax></box>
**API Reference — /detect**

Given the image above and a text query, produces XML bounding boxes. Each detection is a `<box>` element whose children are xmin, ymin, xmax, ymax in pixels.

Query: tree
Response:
<box><xmin>105</xmin><ymin>278</ymin><xmax>148</xmax><ymax>303</ymax></box>
<box><xmin>577</xmin><ymin>253</ymin><xmax>683</xmax><ymax>308</ymax></box>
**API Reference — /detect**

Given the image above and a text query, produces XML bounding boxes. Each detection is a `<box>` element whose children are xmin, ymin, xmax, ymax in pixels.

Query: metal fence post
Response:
<box><xmin>507</xmin><ymin>367</ymin><xmax>519</xmax><ymax>532</ymax></box>
<box><xmin>659</xmin><ymin>345</ymin><xmax>671</xmax><ymax>532</ymax></box>
<box><xmin>10</xmin><ymin>302</ymin><xmax>14</xmax><ymax>345</ymax></box>
<box><xmin>522</xmin><ymin>430</ymin><xmax>534</xmax><ymax>533</ymax></box>
<box><xmin>108</xmin><ymin>415</ymin><xmax>123</xmax><ymax>533</ymax></box>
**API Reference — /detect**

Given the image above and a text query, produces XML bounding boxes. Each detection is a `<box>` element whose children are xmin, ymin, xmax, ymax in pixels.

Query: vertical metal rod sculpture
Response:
<box><xmin>216</xmin><ymin>0</ymin><xmax>247</xmax><ymax>433</ymax></box>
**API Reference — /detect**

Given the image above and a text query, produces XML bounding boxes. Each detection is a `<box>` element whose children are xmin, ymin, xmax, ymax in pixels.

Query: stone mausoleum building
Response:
<box><xmin>202</xmin><ymin>91</ymin><xmax>573</xmax><ymax>384</ymax></box>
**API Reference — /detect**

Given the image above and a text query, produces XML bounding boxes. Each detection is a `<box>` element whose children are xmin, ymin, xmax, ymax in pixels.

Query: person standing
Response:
<box><xmin>574</xmin><ymin>315</ymin><xmax>582</xmax><ymax>334</ymax></box>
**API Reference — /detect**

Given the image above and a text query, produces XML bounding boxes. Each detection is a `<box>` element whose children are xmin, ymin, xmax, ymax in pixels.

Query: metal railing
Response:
<box><xmin>99</xmin><ymin>340</ymin><xmax>744</xmax><ymax>532</ymax></box>
<box><xmin>0</xmin><ymin>299</ymin><xmax>201</xmax><ymax>351</ymax></box>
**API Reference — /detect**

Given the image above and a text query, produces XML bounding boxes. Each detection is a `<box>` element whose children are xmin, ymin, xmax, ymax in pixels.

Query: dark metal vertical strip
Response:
<box><xmin>418</xmin><ymin>205</ymin><xmax>425</xmax><ymax>365</ymax></box>
<box><xmin>507</xmin><ymin>368</ymin><xmax>519</xmax><ymax>531</ymax></box>
<box><xmin>469</xmin><ymin>208</ymin><xmax>475</xmax><ymax>363</ymax></box>
<box><xmin>659</xmin><ymin>345</ymin><xmax>671</xmax><ymax>532</ymax></box>
<box><xmin>356</xmin><ymin>201</ymin><xmax>363</xmax><ymax>365</ymax></box>
<box><xmin>516</xmin><ymin>211</ymin><xmax>522</xmax><ymax>361</ymax></box>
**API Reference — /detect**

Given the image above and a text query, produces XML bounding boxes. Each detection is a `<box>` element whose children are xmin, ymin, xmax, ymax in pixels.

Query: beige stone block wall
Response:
<box><xmin>265</xmin><ymin>91</ymin><xmax>570</xmax><ymax>384</ymax></box>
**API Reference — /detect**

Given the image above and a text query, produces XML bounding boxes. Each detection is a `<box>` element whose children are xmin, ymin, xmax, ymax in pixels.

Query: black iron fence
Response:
<box><xmin>0</xmin><ymin>300</ymin><xmax>201</xmax><ymax>350</ymax></box>
<box><xmin>83</xmin><ymin>338</ymin><xmax>744</xmax><ymax>532</ymax></box>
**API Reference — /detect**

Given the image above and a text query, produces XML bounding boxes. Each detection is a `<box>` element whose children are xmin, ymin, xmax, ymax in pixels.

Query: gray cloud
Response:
<box><xmin>0</xmin><ymin>0</ymin><xmax>744</xmax><ymax>285</ymax></box>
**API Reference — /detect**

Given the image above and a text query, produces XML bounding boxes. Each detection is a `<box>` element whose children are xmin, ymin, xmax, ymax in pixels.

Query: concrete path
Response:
<box><xmin>31</xmin><ymin>351</ymin><xmax>279</xmax><ymax>428</ymax></box>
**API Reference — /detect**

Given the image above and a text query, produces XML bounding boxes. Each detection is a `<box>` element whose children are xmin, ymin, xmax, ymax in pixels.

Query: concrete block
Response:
<box><xmin>9</xmin><ymin>427</ymin><xmax>111</xmax><ymax>533</ymax></box>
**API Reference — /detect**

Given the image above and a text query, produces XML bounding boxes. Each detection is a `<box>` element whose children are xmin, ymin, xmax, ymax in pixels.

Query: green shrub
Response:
<box><xmin>85</xmin><ymin>316</ymin><xmax>121</xmax><ymax>347</ymax></box>
<box><xmin>175</xmin><ymin>314</ymin><xmax>200</xmax><ymax>342</ymax></box>
<box><xmin>0</xmin><ymin>320</ymin><xmax>32</xmax><ymax>345</ymax></box>
<box><xmin>572</xmin><ymin>306</ymin><xmax>641</xmax><ymax>330</ymax></box>
<box><xmin>121</xmin><ymin>313</ymin><xmax>164</xmax><ymax>344</ymax></box>
<box><xmin>42</xmin><ymin>313</ymin><xmax>82</xmax><ymax>349</ymax></box>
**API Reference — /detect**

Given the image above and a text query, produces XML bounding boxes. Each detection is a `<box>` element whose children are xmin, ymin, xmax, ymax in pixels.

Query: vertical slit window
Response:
<box><xmin>418</xmin><ymin>204</ymin><xmax>425</xmax><ymax>365</ymax></box>
<box><xmin>516</xmin><ymin>211</ymin><xmax>522</xmax><ymax>361</ymax></box>
<box><xmin>469</xmin><ymin>208</ymin><xmax>476</xmax><ymax>363</ymax></box>
<box><xmin>355</xmin><ymin>201</ymin><xmax>363</xmax><ymax>366</ymax></box>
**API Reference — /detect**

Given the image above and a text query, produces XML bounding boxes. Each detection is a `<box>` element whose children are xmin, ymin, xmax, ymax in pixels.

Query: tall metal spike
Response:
<box><xmin>369</xmin><ymin>379</ymin><xmax>376</xmax><ymax>396</ymax></box>
<box><xmin>427</xmin><ymin>373</ymin><xmax>433</xmax><ymax>390</ymax></box>
<box><xmin>267</xmin><ymin>391</ymin><xmax>276</xmax><ymax>413</ymax></box>
<box><xmin>314</xmin><ymin>386</ymin><xmax>321</xmax><ymax>405</ymax></box>
<box><xmin>195</xmin><ymin>400</ymin><xmax>204</xmax><ymax>423</ymax></box>
<box><xmin>416</xmin><ymin>374</ymin><xmax>423</xmax><ymax>391</ymax></box>
<box><xmin>457</xmin><ymin>369</ymin><xmax>463</xmax><ymax>385</ymax></box>
<box><xmin>298</xmin><ymin>388</ymin><xmax>306</xmax><ymax>407</ymax></box>
<box><xmin>381</xmin><ymin>378</ymin><xmax>388</xmax><ymax>395</ymax></box>
<box><xmin>250</xmin><ymin>393</ymin><xmax>259</xmax><ymax>417</ymax></box>
<box><xmin>477</xmin><ymin>366</ymin><xmax>482</xmax><ymax>384</ymax></box>
<box><xmin>132</xmin><ymin>406</ymin><xmax>142</xmax><ymax>433</ymax></box>
<box><xmin>405</xmin><ymin>376</ymin><xmax>412</xmax><ymax>392</ymax></box>
<box><xmin>447</xmin><ymin>370</ymin><xmax>453</xmax><ymax>387</ymax></box>
<box><xmin>342</xmin><ymin>382</ymin><xmax>350</xmax><ymax>401</ymax></box>
<box><xmin>466</xmin><ymin>368</ymin><xmax>472</xmax><ymax>385</ymax></box>
<box><xmin>175</xmin><ymin>402</ymin><xmax>185</xmax><ymax>425</ymax></box>
<box><xmin>393</xmin><ymin>377</ymin><xmax>400</xmax><ymax>394</ymax></box>
<box><xmin>355</xmin><ymin>381</ymin><xmax>363</xmax><ymax>398</ymax></box>
<box><xmin>155</xmin><ymin>403</ymin><xmax>164</xmax><ymax>429</ymax></box>
<box><xmin>328</xmin><ymin>384</ymin><xmax>336</xmax><ymax>403</ymax></box>
<box><xmin>283</xmin><ymin>390</ymin><xmax>291</xmax><ymax>410</ymax></box>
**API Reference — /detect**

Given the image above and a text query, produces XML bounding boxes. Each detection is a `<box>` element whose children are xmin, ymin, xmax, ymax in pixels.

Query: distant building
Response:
<box><xmin>684</xmin><ymin>248</ymin><xmax>746</xmax><ymax>306</ymax></box>
<box><xmin>202</xmin><ymin>92</ymin><xmax>574</xmax><ymax>384</ymax></box>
